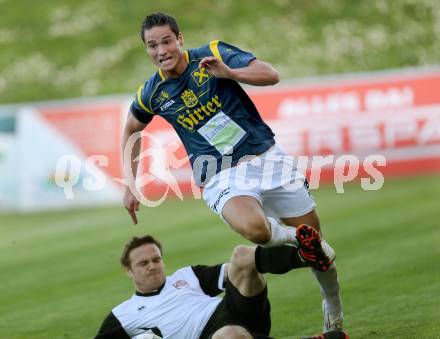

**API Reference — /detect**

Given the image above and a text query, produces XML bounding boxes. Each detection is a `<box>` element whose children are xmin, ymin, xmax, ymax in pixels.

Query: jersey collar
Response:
<box><xmin>135</xmin><ymin>281</ymin><xmax>166</xmax><ymax>297</ymax></box>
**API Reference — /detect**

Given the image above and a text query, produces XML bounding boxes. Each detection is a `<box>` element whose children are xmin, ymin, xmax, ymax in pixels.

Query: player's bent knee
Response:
<box><xmin>230</xmin><ymin>246</ymin><xmax>255</xmax><ymax>270</ymax></box>
<box><xmin>212</xmin><ymin>325</ymin><xmax>253</xmax><ymax>339</ymax></box>
<box><xmin>228</xmin><ymin>215</ymin><xmax>270</xmax><ymax>244</ymax></box>
<box><xmin>237</xmin><ymin>219</ymin><xmax>270</xmax><ymax>244</ymax></box>
<box><xmin>246</xmin><ymin>227</ymin><xmax>271</xmax><ymax>244</ymax></box>
<box><xmin>230</xmin><ymin>225</ymin><xmax>270</xmax><ymax>244</ymax></box>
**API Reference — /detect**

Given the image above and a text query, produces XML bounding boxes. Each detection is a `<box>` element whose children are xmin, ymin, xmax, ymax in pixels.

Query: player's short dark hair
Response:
<box><xmin>140</xmin><ymin>12</ymin><xmax>180</xmax><ymax>42</ymax></box>
<box><xmin>120</xmin><ymin>235</ymin><xmax>163</xmax><ymax>267</ymax></box>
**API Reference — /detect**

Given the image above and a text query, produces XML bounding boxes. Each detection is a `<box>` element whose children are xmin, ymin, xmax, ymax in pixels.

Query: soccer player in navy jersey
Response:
<box><xmin>121</xmin><ymin>12</ymin><xmax>347</xmax><ymax>339</ymax></box>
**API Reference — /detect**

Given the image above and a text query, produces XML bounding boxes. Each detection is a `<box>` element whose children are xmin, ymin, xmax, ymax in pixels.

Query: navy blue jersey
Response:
<box><xmin>130</xmin><ymin>40</ymin><xmax>275</xmax><ymax>185</ymax></box>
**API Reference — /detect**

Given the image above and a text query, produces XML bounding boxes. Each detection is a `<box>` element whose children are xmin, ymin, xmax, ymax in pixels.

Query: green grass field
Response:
<box><xmin>1</xmin><ymin>174</ymin><xmax>439</xmax><ymax>338</ymax></box>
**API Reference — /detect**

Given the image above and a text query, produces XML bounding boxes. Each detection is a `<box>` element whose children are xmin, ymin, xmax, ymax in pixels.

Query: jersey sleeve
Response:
<box><xmin>209</xmin><ymin>40</ymin><xmax>256</xmax><ymax>69</ymax></box>
<box><xmin>191</xmin><ymin>264</ymin><xmax>226</xmax><ymax>297</ymax></box>
<box><xmin>130</xmin><ymin>82</ymin><xmax>155</xmax><ymax>124</ymax></box>
<box><xmin>94</xmin><ymin>311</ymin><xmax>130</xmax><ymax>339</ymax></box>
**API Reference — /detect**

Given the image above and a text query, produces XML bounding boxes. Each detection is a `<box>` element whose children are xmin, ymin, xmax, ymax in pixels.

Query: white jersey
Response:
<box><xmin>96</xmin><ymin>265</ymin><xmax>226</xmax><ymax>339</ymax></box>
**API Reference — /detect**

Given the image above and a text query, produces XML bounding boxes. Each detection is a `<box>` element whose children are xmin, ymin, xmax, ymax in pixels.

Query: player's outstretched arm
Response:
<box><xmin>199</xmin><ymin>57</ymin><xmax>279</xmax><ymax>86</ymax></box>
<box><xmin>122</xmin><ymin>112</ymin><xmax>147</xmax><ymax>225</ymax></box>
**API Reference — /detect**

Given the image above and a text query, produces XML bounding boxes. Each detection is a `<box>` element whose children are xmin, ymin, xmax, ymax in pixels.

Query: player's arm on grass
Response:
<box><xmin>122</xmin><ymin>112</ymin><xmax>147</xmax><ymax>225</ymax></box>
<box><xmin>199</xmin><ymin>57</ymin><xmax>279</xmax><ymax>86</ymax></box>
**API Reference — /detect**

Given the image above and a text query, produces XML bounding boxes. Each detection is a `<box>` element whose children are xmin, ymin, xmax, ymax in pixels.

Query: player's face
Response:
<box><xmin>126</xmin><ymin>243</ymin><xmax>165</xmax><ymax>293</ymax></box>
<box><xmin>143</xmin><ymin>25</ymin><xmax>186</xmax><ymax>77</ymax></box>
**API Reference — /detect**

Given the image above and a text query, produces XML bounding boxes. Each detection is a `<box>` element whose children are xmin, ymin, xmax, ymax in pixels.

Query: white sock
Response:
<box><xmin>262</xmin><ymin>217</ymin><xmax>298</xmax><ymax>247</ymax></box>
<box><xmin>311</xmin><ymin>264</ymin><xmax>344</xmax><ymax>326</ymax></box>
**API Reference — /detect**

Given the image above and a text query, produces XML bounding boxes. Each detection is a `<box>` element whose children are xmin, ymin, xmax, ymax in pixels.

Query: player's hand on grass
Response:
<box><xmin>123</xmin><ymin>187</ymin><xmax>140</xmax><ymax>225</ymax></box>
<box><xmin>199</xmin><ymin>57</ymin><xmax>232</xmax><ymax>79</ymax></box>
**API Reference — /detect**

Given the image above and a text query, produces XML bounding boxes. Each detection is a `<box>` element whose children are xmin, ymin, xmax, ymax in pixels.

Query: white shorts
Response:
<box><xmin>202</xmin><ymin>145</ymin><xmax>316</xmax><ymax>219</ymax></box>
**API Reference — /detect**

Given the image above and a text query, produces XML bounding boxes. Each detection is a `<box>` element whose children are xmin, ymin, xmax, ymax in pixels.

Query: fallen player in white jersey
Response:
<box><xmin>95</xmin><ymin>232</ymin><xmax>347</xmax><ymax>339</ymax></box>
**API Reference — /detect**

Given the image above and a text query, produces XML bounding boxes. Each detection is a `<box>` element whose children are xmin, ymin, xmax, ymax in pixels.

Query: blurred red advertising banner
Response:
<box><xmin>40</xmin><ymin>101</ymin><xmax>125</xmax><ymax>180</ymax></box>
<box><xmin>250</xmin><ymin>72</ymin><xmax>440</xmax><ymax>120</ymax></box>
<box><xmin>248</xmin><ymin>71</ymin><xmax>440</xmax><ymax>156</ymax></box>
<box><xmin>35</xmin><ymin>69</ymin><xmax>440</xmax><ymax>201</ymax></box>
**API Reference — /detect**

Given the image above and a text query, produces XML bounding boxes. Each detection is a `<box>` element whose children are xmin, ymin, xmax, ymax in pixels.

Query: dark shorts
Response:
<box><xmin>200</xmin><ymin>279</ymin><xmax>272</xmax><ymax>339</ymax></box>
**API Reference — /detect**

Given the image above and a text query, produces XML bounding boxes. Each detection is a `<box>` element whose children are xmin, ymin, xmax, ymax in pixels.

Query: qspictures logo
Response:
<box><xmin>54</xmin><ymin>131</ymin><xmax>386</xmax><ymax>206</ymax></box>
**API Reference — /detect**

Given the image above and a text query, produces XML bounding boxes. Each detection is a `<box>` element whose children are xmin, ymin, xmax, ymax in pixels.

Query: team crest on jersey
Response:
<box><xmin>173</xmin><ymin>280</ymin><xmax>189</xmax><ymax>289</ymax></box>
<box><xmin>156</xmin><ymin>90</ymin><xmax>170</xmax><ymax>103</ymax></box>
<box><xmin>181</xmin><ymin>89</ymin><xmax>198</xmax><ymax>108</ymax></box>
<box><xmin>191</xmin><ymin>67</ymin><xmax>211</xmax><ymax>86</ymax></box>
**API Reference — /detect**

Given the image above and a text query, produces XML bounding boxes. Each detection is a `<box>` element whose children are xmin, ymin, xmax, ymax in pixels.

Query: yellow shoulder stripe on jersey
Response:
<box><xmin>136</xmin><ymin>85</ymin><xmax>153</xmax><ymax>114</ymax></box>
<box><xmin>184</xmin><ymin>50</ymin><xmax>189</xmax><ymax>62</ymax></box>
<box><xmin>209</xmin><ymin>40</ymin><xmax>222</xmax><ymax>61</ymax></box>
